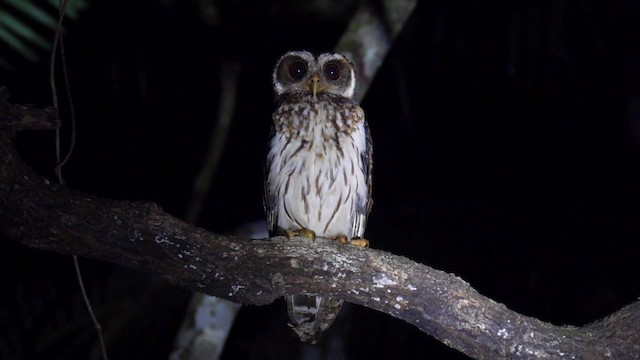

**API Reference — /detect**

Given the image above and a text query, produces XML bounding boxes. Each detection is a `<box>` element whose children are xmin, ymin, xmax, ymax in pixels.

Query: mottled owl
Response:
<box><xmin>264</xmin><ymin>50</ymin><xmax>373</xmax><ymax>343</ymax></box>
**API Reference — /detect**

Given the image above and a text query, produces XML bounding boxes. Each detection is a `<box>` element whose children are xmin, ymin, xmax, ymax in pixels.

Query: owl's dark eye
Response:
<box><xmin>288</xmin><ymin>60</ymin><xmax>307</xmax><ymax>80</ymax></box>
<box><xmin>324</xmin><ymin>62</ymin><xmax>341</xmax><ymax>81</ymax></box>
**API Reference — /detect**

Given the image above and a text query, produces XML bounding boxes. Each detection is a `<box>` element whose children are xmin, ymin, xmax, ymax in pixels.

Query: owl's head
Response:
<box><xmin>272</xmin><ymin>50</ymin><xmax>356</xmax><ymax>99</ymax></box>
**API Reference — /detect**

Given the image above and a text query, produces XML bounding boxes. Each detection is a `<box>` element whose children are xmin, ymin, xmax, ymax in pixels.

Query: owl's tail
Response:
<box><xmin>286</xmin><ymin>294</ymin><xmax>344</xmax><ymax>343</ymax></box>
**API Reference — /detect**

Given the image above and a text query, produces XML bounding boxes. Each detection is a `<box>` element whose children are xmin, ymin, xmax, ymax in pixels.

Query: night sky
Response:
<box><xmin>2</xmin><ymin>1</ymin><xmax>640</xmax><ymax>359</ymax></box>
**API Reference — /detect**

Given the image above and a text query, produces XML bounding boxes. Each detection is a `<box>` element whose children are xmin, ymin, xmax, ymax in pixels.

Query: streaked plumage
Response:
<box><xmin>264</xmin><ymin>51</ymin><xmax>373</xmax><ymax>342</ymax></box>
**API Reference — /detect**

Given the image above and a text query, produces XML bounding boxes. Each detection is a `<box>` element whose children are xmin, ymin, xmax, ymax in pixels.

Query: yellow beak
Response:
<box><xmin>310</xmin><ymin>73</ymin><xmax>320</xmax><ymax>98</ymax></box>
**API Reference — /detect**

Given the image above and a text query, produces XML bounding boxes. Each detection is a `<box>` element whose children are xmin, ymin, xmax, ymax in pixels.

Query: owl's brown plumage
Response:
<box><xmin>264</xmin><ymin>51</ymin><xmax>373</xmax><ymax>343</ymax></box>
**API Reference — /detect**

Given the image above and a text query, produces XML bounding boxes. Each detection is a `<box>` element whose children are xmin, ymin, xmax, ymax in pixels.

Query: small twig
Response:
<box><xmin>53</xmin><ymin>34</ymin><xmax>77</xmax><ymax>180</ymax></box>
<box><xmin>49</xmin><ymin>1</ymin><xmax>107</xmax><ymax>359</ymax></box>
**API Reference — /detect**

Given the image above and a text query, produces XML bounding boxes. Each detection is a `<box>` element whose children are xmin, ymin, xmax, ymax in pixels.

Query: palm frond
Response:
<box><xmin>0</xmin><ymin>22</ymin><xmax>39</xmax><ymax>62</ymax></box>
<box><xmin>5</xmin><ymin>0</ymin><xmax>57</xmax><ymax>28</ymax></box>
<box><xmin>0</xmin><ymin>0</ymin><xmax>87</xmax><ymax>70</ymax></box>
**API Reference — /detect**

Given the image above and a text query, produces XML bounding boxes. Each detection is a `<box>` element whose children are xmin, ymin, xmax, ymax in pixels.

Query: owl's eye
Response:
<box><xmin>288</xmin><ymin>60</ymin><xmax>307</xmax><ymax>80</ymax></box>
<box><xmin>324</xmin><ymin>62</ymin><xmax>341</xmax><ymax>81</ymax></box>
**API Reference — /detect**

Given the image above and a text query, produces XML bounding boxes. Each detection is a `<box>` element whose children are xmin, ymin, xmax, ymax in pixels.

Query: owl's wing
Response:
<box><xmin>263</xmin><ymin>129</ymin><xmax>278</xmax><ymax>237</ymax></box>
<box><xmin>352</xmin><ymin>106</ymin><xmax>373</xmax><ymax>238</ymax></box>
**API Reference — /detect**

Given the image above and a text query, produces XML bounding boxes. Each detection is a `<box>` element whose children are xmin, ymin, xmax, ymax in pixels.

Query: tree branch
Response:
<box><xmin>1</xmin><ymin>89</ymin><xmax>638</xmax><ymax>359</ymax></box>
<box><xmin>336</xmin><ymin>0</ymin><xmax>418</xmax><ymax>102</ymax></box>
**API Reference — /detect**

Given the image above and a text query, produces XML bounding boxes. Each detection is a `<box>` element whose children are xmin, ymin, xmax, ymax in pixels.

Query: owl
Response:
<box><xmin>264</xmin><ymin>50</ymin><xmax>373</xmax><ymax>343</ymax></box>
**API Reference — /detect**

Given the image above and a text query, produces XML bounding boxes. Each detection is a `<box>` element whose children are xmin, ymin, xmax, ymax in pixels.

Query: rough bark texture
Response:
<box><xmin>1</xmin><ymin>89</ymin><xmax>639</xmax><ymax>359</ymax></box>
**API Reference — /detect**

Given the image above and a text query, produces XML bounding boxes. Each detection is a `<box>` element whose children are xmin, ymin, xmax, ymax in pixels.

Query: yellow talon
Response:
<box><xmin>298</xmin><ymin>228</ymin><xmax>316</xmax><ymax>240</ymax></box>
<box><xmin>334</xmin><ymin>234</ymin><xmax>349</xmax><ymax>244</ymax></box>
<box><xmin>285</xmin><ymin>228</ymin><xmax>316</xmax><ymax>241</ymax></box>
<box><xmin>349</xmin><ymin>238</ymin><xmax>369</xmax><ymax>248</ymax></box>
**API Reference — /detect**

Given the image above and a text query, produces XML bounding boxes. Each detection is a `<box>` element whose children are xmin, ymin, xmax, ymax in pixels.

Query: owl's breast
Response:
<box><xmin>273</xmin><ymin>94</ymin><xmax>363</xmax><ymax>138</ymax></box>
<box><xmin>267</xmin><ymin>98</ymin><xmax>369</xmax><ymax>238</ymax></box>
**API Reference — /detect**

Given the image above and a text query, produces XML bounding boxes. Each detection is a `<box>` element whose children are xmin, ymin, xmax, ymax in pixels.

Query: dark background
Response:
<box><xmin>1</xmin><ymin>1</ymin><xmax>640</xmax><ymax>359</ymax></box>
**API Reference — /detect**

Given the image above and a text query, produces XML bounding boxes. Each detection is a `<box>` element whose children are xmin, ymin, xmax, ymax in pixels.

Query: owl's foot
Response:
<box><xmin>334</xmin><ymin>234</ymin><xmax>349</xmax><ymax>244</ymax></box>
<box><xmin>334</xmin><ymin>234</ymin><xmax>369</xmax><ymax>248</ymax></box>
<box><xmin>350</xmin><ymin>237</ymin><xmax>369</xmax><ymax>248</ymax></box>
<box><xmin>285</xmin><ymin>228</ymin><xmax>316</xmax><ymax>241</ymax></box>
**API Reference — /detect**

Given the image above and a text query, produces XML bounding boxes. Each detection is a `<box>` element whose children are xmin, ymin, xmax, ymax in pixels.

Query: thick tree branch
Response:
<box><xmin>336</xmin><ymin>0</ymin><xmax>418</xmax><ymax>102</ymax></box>
<box><xmin>1</xmin><ymin>89</ymin><xmax>638</xmax><ymax>359</ymax></box>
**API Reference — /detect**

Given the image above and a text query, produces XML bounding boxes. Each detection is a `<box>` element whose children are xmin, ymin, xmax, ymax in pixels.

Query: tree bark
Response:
<box><xmin>1</xmin><ymin>88</ymin><xmax>638</xmax><ymax>359</ymax></box>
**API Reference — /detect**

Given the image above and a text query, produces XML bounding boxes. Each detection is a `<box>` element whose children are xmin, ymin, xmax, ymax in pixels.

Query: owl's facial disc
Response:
<box><xmin>273</xmin><ymin>50</ymin><xmax>356</xmax><ymax>99</ymax></box>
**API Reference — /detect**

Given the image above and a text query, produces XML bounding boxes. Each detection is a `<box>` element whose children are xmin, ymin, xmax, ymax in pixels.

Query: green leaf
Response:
<box><xmin>0</xmin><ymin>24</ymin><xmax>38</xmax><ymax>62</ymax></box>
<box><xmin>0</xmin><ymin>10</ymin><xmax>50</xmax><ymax>49</ymax></box>
<box><xmin>4</xmin><ymin>0</ymin><xmax>57</xmax><ymax>28</ymax></box>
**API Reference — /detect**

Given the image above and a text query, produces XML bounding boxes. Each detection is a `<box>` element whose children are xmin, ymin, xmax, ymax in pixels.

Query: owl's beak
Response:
<box><xmin>310</xmin><ymin>73</ymin><xmax>321</xmax><ymax>98</ymax></box>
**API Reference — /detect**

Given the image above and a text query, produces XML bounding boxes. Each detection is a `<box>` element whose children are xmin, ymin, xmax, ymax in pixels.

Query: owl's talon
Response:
<box><xmin>299</xmin><ymin>228</ymin><xmax>316</xmax><ymax>240</ymax></box>
<box><xmin>285</xmin><ymin>228</ymin><xmax>316</xmax><ymax>241</ymax></box>
<box><xmin>334</xmin><ymin>234</ymin><xmax>349</xmax><ymax>244</ymax></box>
<box><xmin>350</xmin><ymin>237</ymin><xmax>369</xmax><ymax>248</ymax></box>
